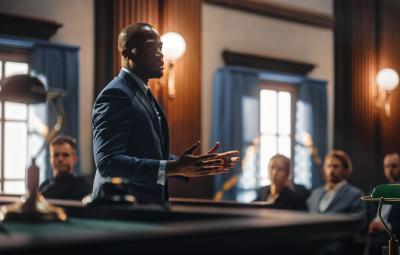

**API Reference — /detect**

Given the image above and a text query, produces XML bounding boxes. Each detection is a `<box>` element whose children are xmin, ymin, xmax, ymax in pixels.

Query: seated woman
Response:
<box><xmin>253</xmin><ymin>154</ymin><xmax>307</xmax><ymax>211</ymax></box>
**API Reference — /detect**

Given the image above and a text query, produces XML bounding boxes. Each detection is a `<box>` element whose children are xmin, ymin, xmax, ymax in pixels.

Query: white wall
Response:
<box><xmin>258</xmin><ymin>0</ymin><xmax>332</xmax><ymax>15</ymax></box>
<box><xmin>0</xmin><ymin>0</ymin><xmax>94</xmax><ymax>175</ymax></box>
<box><xmin>202</xmin><ymin>0</ymin><xmax>334</xmax><ymax>152</ymax></box>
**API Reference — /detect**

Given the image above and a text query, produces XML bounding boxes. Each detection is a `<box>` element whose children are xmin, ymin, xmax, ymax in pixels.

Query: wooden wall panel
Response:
<box><xmin>335</xmin><ymin>0</ymin><xmax>400</xmax><ymax>192</ymax></box>
<box><xmin>348</xmin><ymin>0</ymin><xmax>378</xmax><ymax>192</ymax></box>
<box><xmin>380</xmin><ymin>0</ymin><xmax>400</xmax><ymax>158</ymax></box>
<box><xmin>162</xmin><ymin>0</ymin><xmax>212</xmax><ymax>198</ymax></box>
<box><xmin>112</xmin><ymin>0</ymin><xmax>161</xmax><ymax>75</ymax></box>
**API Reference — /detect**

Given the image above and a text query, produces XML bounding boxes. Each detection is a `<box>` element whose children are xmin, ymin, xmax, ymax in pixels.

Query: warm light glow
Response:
<box><xmin>376</xmin><ymin>68</ymin><xmax>399</xmax><ymax>91</ymax></box>
<box><xmin>160</xmin><ymin>32</ymin><xmax>186</xmax><ymax>61</ymax></box>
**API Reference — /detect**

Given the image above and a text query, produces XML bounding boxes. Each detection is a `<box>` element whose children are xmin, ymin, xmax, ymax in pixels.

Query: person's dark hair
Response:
<box><xmin>118</xmin><ymin>23</ymin><xmax>155</xmax><ymax>52</ymax></box>
<box><xmin>50</xmin><ymin>135</ymin><xmax>77</xmax><ymax>151</ymax></box>
<box><xmin>325</xmin><ymin>150</ymin><xmax>353</xmax><ymax>177</ymax></box>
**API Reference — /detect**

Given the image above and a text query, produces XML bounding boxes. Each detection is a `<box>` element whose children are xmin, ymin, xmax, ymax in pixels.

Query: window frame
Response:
<box><xmin>259</xmin><ymin>81</ymin><xmax>298</xmax><ymax>183</ymax></box>
<box><xmin>0</xmin><ymin>47</ymin><xmax>30</xmax><ymax>193</ymax></box>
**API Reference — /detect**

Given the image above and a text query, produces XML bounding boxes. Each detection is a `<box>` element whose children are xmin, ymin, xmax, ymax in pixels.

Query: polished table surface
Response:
<box><xmin>0</xmin><ymin>195</ymin><xmax>365</xmax><ymax>254</ymax></box>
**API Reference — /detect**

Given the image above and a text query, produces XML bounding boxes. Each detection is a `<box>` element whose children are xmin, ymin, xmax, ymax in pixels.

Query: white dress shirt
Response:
<box><xmin>319</xmin><ymin>180</ymin><xmax>347</xmax><ymax>212</ymax></box>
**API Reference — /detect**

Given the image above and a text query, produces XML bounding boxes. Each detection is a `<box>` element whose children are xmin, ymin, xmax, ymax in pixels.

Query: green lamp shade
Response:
<box><xmin>0</xmin><ymin>74</ymin><xmax>46</xmax><ymax>104</ymax></box>
<box><xmin>371</xmin><ymin>184</ymin><xmax>400</xmax><ymax>203</ymax></box>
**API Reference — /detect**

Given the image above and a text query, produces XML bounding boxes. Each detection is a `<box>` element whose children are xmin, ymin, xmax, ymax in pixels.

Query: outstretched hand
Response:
<box><xmin>166</xmin><ymin>141</ymin><xmax>225</xmax><ymax>177</ymax></box>
<box><xmin>166</xmin><ymin>141</ymin><xmax>240</xmax><ymax>177</ymax></box>
<box><xmin>207</xmin><ymin>142</ymin><xmax>240</xmax><ymax>171</ymax></box>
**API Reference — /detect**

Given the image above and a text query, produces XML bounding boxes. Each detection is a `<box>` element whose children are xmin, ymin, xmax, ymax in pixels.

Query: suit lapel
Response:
<box><xmin>325</xmin><ymin>184</ymin><xmax>347</xmax><ymax>212</ymax></box>
<box><xmin>118</xmin><ymin>71</ymin><xmax>165</xmax><ymax>144</ymax></box>
<box><xmin>118</xmin><ymin>71</ymin><xmax>169</xmax><ymax>157</ymax></box>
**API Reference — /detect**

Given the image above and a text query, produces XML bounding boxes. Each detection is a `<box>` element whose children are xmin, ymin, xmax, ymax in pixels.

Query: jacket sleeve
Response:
<box><xmin>92</xmin><ymin>88</ymin><xmax>160</xmax><ymax>185</ymax></box>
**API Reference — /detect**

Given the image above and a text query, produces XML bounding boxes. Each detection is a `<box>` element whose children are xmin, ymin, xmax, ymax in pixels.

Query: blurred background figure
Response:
<box><xmin>307</xmin><ymin>150</ymin><xmax>366</xmax><ymax>215</ymax></box>
<box><xmin>367</xmin><ymin>153</ymin><xmax>400</xmax><ymax>255</ymax></box>
<box><xmin>253</xmin><ymin>154</ymin><xmax>307</xmax><ymax>211</ymax></box>
<box><xmin>307</xmin><ymin>150</ymin><xmax>367</xmax><ymax>255</ymax></box>
<box><xmin>39</xmin><ymin>135</ymin><xmax>91</xmax><ymax>200</ymax></box>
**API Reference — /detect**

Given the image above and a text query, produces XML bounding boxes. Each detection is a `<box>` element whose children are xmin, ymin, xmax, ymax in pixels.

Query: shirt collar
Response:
<box><xmin>324</xmin><ymin>180</ymin><xmax>347</xmax><ymax>191</ymax></box>
<box><xmin>121</xmin><ymin>68</ymin><xmax>149</xmax><ymax>95</ymax></box>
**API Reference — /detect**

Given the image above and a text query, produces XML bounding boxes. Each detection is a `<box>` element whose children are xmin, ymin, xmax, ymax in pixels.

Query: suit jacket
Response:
<box><xmin>92</xmin><ymin>70</ymin><xmax>170</xmax><ymax>202</ymax></box>
<box><xmin>387</xmin><ymin>204</ymin><xmax>400</xmax><ymax>236</ymax></box>
<box><xmin>254</xmin><ymin>186</ymin><xmax>307</xmax><ymax>211</ymax></box>
<box><xmin>307</xmin><ymin>182</ymin><xmax>366</xmax><ymax>216</ymax></box>
<box><xmin>39</xmin><ymin>173</ymin><xmax>91</xmax><ymax>200</ymax></box>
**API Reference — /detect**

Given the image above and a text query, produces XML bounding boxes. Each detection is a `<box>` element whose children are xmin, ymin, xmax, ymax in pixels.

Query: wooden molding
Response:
<box><xmin>0</xmin><ymin>12</ymin><xmax>62</xmax><ymax>40</ymax></box>
<box><xmin>223</xmin><ymin>50</ymin><xmax>315</xmax><ymax>75</ymax></box>
<box><xmin>205</xmin><ymin>0</ymin><xmax>334</xmax><ymax>29</ymax></box>
<box><xmin>94</xmin><ymin>0</ymin><xmax>114</xmax><ymax>97</ymax></box>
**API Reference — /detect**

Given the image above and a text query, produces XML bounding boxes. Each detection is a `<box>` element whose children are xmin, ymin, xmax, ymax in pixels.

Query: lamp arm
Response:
<box><xmin>378</xmin><ymin>197</ymin><xmax>396</xmax><ymax>240</ymax></box>
<box><xmin>33</xmin><ymin>97</ymin><xmax>65</xmax><ymax>160</ymax></box>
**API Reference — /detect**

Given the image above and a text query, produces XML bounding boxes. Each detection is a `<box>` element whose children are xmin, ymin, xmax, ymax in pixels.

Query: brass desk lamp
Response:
<box><xmin>362</xmin><ymin>184</ymin><xmax>400</xmax><ymax>255</ymax></box>
<box><xmin>0</xmin><ymin>74</ymin><xmax>67</xmax><ymax>222</ymax></box>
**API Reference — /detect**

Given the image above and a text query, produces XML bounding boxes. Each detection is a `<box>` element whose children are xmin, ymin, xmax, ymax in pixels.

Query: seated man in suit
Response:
<box><xmin>307</xmin><ymin>150</ymin><xmax>367</xmax><ymax>255</ymax></box>
<box><xmin>254</xmin><ymin>154</ymin><xmax>307</xmax><ymax>211</ymax></box>
<box><xmin>92</xmin><ymin>22</ymin><xmax>240</xmax><ymax>203</ymax></box>
<box><xmin>39</xmin><ymin>136</ymin><xmax>91</xmax><ymax>200</ymax></box>
<box><xmin>368</xmin><ymin>153</ymin><xmax>400</xmax><ymax>255</ymax></box>
<box><xmin>307</xmin><ymin>150</ymin><xmax>366</xmax><ymax>216</ymax></box>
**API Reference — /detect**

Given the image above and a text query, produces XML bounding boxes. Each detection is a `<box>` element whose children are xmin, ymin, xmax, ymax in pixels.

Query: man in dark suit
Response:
<box><xmin>92</xmin><ymin>23</ymin><xmax>239</xmax><ymax>202</ymax></box>
<box><xmin>368</xmin><ymin>153</ymin><xmax>400</xmax><ymax>255</ymax></box>
<box><xmin>39</xmin><ymin>136</ymin><xmax>91</xmax><ymax>200</ymax></box>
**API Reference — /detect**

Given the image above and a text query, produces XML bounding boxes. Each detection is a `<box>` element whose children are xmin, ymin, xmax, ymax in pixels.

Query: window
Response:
<box><xmin>259</xmin><ymin>86</ymin><xmax>296</xmax><ymax>186</ymax></box>
<box><xmin>0</xmin><ymin>60</ymin><xmax>29</xmax><ymax>194</ymax></box>
<box><xmin>0</xmin><ymin>47</ymin><xmax>40</xmax><ymax>194</ymax></box>
<box><xmin>238</xmin><ymin>83</ymin><xmax>297</xmax><ymax>202</ymax></box>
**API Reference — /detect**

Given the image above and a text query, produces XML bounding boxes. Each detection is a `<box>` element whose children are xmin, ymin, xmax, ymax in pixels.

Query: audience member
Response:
<box><xmin>39</xmin><ymin>136</ymin><xmax>91</xmax><ymax>200</ymax></box>
<box><xmin>367</xmin><ymin>153</ymin><xmax>400</xmax><ymax>255</ymax></box>
<box><xmin>254</xmin><ymin>154</ymin><xmax>307</xmax><ymax>211</ymax></box>
<box><xmin>307</xmin><ymin>150</ymin><xmax>367</xmax><ymax>255</ymax></box>
<box><xmin>307</xmin><ymin>150</ymin><xmax>366</xmax><ymax>216</ymax></box>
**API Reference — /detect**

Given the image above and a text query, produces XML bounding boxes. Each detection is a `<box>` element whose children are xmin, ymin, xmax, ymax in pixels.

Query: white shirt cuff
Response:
<box><xmin>157</xmin><ymin>160</ymin><xmax>167</xmax><ymax>185</ymax></box>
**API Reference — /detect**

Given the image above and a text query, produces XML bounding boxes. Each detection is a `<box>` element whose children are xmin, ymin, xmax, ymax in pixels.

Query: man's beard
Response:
<box><xmin>139</xmin><ymin>66</ymin><xmax>163</xmax><ymax>79</ymax></box>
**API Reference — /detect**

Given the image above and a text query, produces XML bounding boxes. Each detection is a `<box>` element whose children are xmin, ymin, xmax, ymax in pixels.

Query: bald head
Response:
<box><xmin>118</xmin><ymin>23</ymin><xmax>158</xmax><ymax>53</ymax></box>
<box><xmin>384</xmin><ymin>153</ymin><xmax>400</xmax><ymax>183</ymax></box>
<box><xmin>118</xmin><ymin>23</ymin><xmax>164</xmax><ymax>80</ymax></box>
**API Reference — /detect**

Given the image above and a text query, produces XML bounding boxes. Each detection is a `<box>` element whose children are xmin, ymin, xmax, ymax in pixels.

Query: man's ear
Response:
<box><xmin>121</xmin><ymin>48</ymin><xmax>134</xmax><ymax>59</ymax></box>
<box><xmin>122</xmin><ymin>48</ymin><xmax>137</xmax><ymax>61</ymax></box>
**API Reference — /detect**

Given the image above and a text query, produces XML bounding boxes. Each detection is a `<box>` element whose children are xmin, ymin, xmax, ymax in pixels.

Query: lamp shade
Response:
<box><xmin>371</xmin><ymin>184</ymin><xmax>400</xmax><ymax>204</ymax></box>
<box><xmin>376</xmin><ymin>68</ymin><xmax>399</xmax><ymax>91</ymax></box>
<box><xmin>161</xmin><ymin>32</ymin><xmax>186</xmax><ymax>61</ymax></box>
<box><xmin>0</xmin><ymin>74</ymin><xmax>46</xmax><ymax>104</ymax></box>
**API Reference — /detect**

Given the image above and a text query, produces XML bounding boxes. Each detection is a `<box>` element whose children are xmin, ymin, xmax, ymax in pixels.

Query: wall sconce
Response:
<box><xmin>376</xmin><ymin>68</ymin><xmax>399</xmax><ymax>117</ymax></box>
<box><xmin>160</xmin><ymin>32</ymin><xmax>186</xmax><ymax>98</ymax></box>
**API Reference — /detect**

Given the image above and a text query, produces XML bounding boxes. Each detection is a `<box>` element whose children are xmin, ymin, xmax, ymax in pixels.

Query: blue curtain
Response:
<box><xmin>295</xmin><ymin>79</ymin><xmax>328</xmax><ymax>188</ymax></box>
<box><xmin>211</xmin><ymin>67</ymin><xmax>260</xmax><ymax>200</ymax></box>
<box><xmin>30</xmin><ymin>43</ymin><xmax>80</xmax><ymax>178</ymax></box>
<box><xmin>211</xmin><ymin>66</ymin><xmax>327</xmax><ymax>200</ymax></box>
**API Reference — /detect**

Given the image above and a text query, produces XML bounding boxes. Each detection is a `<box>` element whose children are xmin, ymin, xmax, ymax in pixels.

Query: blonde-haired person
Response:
<box><xmin>254</xmin><ymin>154</ymin><xmax>307</xmax><ymax>211</ymax></box>
<box><xmin>307</xmin><ymin>150</ymin><xmax>366</xmax><ymax>216</ymax></box>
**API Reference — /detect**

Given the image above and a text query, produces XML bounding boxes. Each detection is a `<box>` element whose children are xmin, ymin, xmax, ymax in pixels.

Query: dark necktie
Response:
<box><xmin>146</xmin><ymin>89</ymin><xmax>165</xmax><ymax>150</ymax></box>
<box><xmin>146</xmin><ymin>89</ymin><xmax>162</xmax><ymax>125</ymax></box>
<box><xmin>146</xmin><ymin>88</ymin><xmax>154</xmax><ymax>103</ymax></box>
